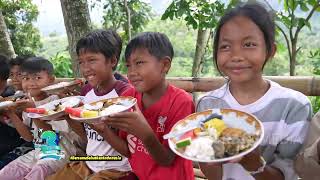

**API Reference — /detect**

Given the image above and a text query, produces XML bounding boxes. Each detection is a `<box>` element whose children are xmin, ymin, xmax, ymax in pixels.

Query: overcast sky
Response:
<box><xmin>33</xmin><ymin>0</ymin><xmax>171</xmax><ymax>36</ymax></box>
<box><xmin>33</xmin><ymin>0</ymin><xmax>287</xmax><ymax>37</ymax></box>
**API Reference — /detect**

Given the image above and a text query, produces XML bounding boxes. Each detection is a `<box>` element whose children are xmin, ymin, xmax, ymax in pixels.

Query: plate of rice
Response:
<box><xmin>166</xmin><ymin>109</ymin><xmax>264</xmax><ymax>163</ymax></box>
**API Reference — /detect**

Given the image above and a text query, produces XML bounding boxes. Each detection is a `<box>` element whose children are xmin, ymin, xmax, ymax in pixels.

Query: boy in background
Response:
<box><xmin>0</xmin><ymin>54</ymin><xmax>23</xmax><ymax>158</ymax></box>
<box><xmin>0</xmin><ymin>57</ymin><xmax>79</xmax><ymax>180</ymax></box>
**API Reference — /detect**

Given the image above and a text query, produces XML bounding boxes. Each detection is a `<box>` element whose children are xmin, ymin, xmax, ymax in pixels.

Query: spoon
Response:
<box><xmin>163</xmin><ymin>113</ymin><xmax>222</xmax><ymax>139</ymax></box>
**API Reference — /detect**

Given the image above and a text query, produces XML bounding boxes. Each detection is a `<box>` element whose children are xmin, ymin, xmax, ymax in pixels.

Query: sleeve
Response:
<box><xmin>294</xmin><ymin>112</ymin><xmax>320</xmax><ymax>179</ymax></box>
<box><xmin>80</xmin><ymin>84</ymin><xmax>92</xmax><ymax>96</ymax></box>
<box><xmin>163</xmin><ymin>95</ymin><xmax>195</xmax><ymax>147</ymax></box>
<box><xmin>116</xmin><ymin>81</ymin><xmax>133</xmax><ymax>96</ymax></box>
<box><xmin>270</xmin><ymin>102</ymin><xmax>312</xmax><ymax>180</ymax></box>
<box><xmin>120</xmin><ymin>86</ymin><xmax>134</xmax><ymax>97</ymax></box>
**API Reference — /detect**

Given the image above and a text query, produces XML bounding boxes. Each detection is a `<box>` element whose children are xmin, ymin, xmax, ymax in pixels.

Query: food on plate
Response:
<box><xmin>26</xmin><ymin>97</ymin><xmax>82</xmax><ymax>116</ymax></box>
<box><xmin>0</xmin><ymin>92</ymin><xmax>27</xmax><ymax>103</ymax></box>
<box><xmin>0</xmin><ymin>100</ymin><xmax>14</xmax><ymax>108</ymax></box>
<box><xmin>26</xmin><ymin>108</ymin><xmax>47</xmax><ymax>114</ymax></box>
<box><xmin>66</xmin><ymin>96</ymin><xmax>137</xmax><ymax>122</ymax></box>
<box><xmin>167</xmin><ymin>109</ymin><xmax>263</xmax><ymax>162</ymax></box>
<box><xmin>65</xmin><ymin>102</ymin><xmax>128</xmax><ymax>118</ymax></box>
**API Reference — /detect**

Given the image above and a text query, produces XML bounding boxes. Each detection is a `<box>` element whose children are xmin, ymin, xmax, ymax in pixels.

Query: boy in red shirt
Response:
<box><xmin>104</xmin><ymin>32</ymin><xmax>195</xmax><ymax>180</ymax></box>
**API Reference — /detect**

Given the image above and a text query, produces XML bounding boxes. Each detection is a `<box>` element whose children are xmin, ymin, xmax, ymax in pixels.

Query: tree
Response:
<box><xmin>266</xmin><ymin>0</ymin><xmax>320</xmax><ymax>76</ymax></box>
<box><xmin>99</xmin><ymin>0</ymin><xmax>152</xmax><ymax>72</ymax></box>
<box><xmin>102</xmin><ymin>0</ymin><xmax>153</xmax><ymax>42</ymax></box>
<box><xmin>124</xmin><ymin>0</ymin><xmax>131</xmax><ymax>40</ymax></box>
<box><xmin>162</xmin><ymin>0</ymin><xmax>237</xmax><ymax>78</ymax></box>
<box><xmin>0</xmin><ymin>10</ymin><xmax>15</xmax><ymax>58</ymax></box>
<box><xmin>60</xmin><ymin>0</ymin><xmax>92</xmax><ymax>77</ymax></box>
<box><xmin>0</xmin><ymin>0</ymin><xmax>41</xmax><ymax>56</ymax></box>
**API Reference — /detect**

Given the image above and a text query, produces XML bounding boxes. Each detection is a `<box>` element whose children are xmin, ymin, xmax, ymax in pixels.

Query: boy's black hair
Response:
<box><xmin>9</xmin><ymin>56</ymin><xmax>28</xmax><ymax>67</ymax></box>
<box><xmin>76</xmin><ymin>29</ymin><xmax>122</xmax><ymax>70</ymax></box>
<box><xmin>125</xmin><ymin>32</ymin><xmax>174</xmax><ymax>61</ymax></box>
<box><xmin>0</xmin><ymin>54</ymin><xmax>10</xmax><ymax>80</ymax></box>
<box><xmin>21</xmin><ymin>57</ymin><xmax>54</xmax><ymax>75</ymax></box>
<box><xmin>213</xmin><ymin>3</ymin><xmax>275</xmax><ymax>71</ymax></box>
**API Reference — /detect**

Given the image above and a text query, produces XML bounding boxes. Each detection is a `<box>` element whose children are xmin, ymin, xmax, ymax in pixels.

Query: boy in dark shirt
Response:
<box><xmin>0</xmin><ymin>54</ymin><xmax>24</xmax><ymax>160</ymax></box>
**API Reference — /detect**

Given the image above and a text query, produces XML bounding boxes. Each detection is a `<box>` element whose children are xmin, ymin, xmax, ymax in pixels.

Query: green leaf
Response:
<box><xmin>299</xmin><ymin>2</ymin><xmax>309</xmax><ymax>11</ymax></box>
<box><xmin>304</xmin><ymin>20</ymin><xmax>312</xmax><ymax>30</ymax></box>
<box><xmin>307</xmin><ymin>0</ymin><xmax>317</xmax><ymax>5</ymax></box>
<box><xmin>177</xmin><ymin>6</ymin><xmax>187</xmax><ymax>17</ymax></box>
<box><xmin>297</xmin><ymin>18</ymin><xmax>304</xmax><ymax>27</ymax></box>
<box><xmin>280</xmin><ymin>15</ymin><xmax>292</xmax><ymax>28</ymax></box>
<box><xmin>161</xmin><ymin>11</ymin><xmax>173</xmax><ymax>20</ymax></box>
<box><xmin>288</xmin><ymin>0</ymin><xmax>298</xmax><ymax>10</ymax></box>
<box><xmin>185</xmin><ymin>16</ymin><xmax>198</xmax><ymax>29</ymax></box>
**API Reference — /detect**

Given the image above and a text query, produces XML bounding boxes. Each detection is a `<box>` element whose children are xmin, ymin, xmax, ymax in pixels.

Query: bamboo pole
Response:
<box><xmin>54</xmin><ymin>76</ymin><xmax>320</xmax><ymax>96</ymax></box>
<box><xmin>167</xmin><ymin>76</ymin><xmax>320</xmax><ymax>96</ymax></box>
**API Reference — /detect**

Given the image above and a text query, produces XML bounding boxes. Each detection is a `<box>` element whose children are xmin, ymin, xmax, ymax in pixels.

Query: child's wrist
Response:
<box><xmin>141</xmin><ymin>129</ymin><xmax>156</xmax><ymax>144</ymax></box>
<box><xmin>6</xmin><ymin>111</ymin><xmax>17</xmax><ymax>118</ymax></box>
<box><xmin>240</xmin><ymin>155</ymin><xmax>264</xmax><ymax>172</ymax></box>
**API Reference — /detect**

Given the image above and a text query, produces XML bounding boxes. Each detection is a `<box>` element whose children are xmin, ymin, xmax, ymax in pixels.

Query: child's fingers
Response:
<box><xmin>132</xmin><ymin>103</ymin><xmax>141</xmax><ymax>113</ymax></box>
<box><xmin>108</xmin><ymin>111</ymin><xmax>136</xmax><ymax>118</ymax></box>
<box><xmin>105</xmin><ymin>116</ymin><xmax>131</xmax><ymax>124</ymax></box>
<box><xmin>107</xmin><ymin>121</ymin><xmax>130</xmax><ymax>131</ymax></box>
<box><xmin>15</xmin><ymin>99</ymin><xmax>29</xmax><ymax>104</ymax></box>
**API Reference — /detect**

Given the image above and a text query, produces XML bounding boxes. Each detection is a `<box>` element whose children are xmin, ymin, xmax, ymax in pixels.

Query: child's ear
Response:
<box><xmin>110</xmin><ymin>55</ymin><xmax>117</xmax><ymax>69</ymax></box>
<box><xmin>50</xmin><ymin>76</ymin><xmax>55</xmax><ymax>84</ymax></box>
<box><xmin>161</xmin><ymin>57</ymin><xmax>171</xmax><ymax>74</ymax></box>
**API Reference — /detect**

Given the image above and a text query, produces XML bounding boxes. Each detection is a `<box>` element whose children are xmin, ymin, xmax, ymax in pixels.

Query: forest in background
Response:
<box><xmin>34</xmin><ymin>0</ymin><xmax>320</xmax><ymax>78</ymax></box>
<box><xmin>38</xmin><ymin>15</ymin><xmax>320</xmax><ymax>77</ymax></box>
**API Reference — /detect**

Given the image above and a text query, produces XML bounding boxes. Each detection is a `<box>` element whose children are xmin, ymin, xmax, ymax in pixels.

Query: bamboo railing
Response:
<box><xmin>56</xmin><ymin>76</ymin><xmax>320</xmax><ymax>96</ymax></box>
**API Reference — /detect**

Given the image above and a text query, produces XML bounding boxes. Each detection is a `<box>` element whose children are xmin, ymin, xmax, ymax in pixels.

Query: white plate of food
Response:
<box><xmin>0</xmin><ymin>93</ymin><xmax>28</xmax><ymax>110</ymax></box>
<box><xmin>26</xmin><ymin>96</ymin><xmax>84</xmax><ymax>120</ymax></box>
<box><xmin>41</xmin><ymin>79</ymin><xmax>82</xmax><ymax>94</ymax></box>
<box><xmin>165</xmin><ymin>109</ymin><xmax>264</xmax><ymax>163</ymax></box>
<box><xmin>0</xmin><ymin>100</ymin><xmax>15</xmax><ymax>110</ymax></box>
<box><xmin>66</xmin><ymin>96</ymin><xmax>137</xmax><ymax>124</ymax></box>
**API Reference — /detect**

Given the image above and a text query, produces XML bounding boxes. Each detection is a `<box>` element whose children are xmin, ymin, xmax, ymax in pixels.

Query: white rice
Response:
<box><xmin>184</xmin><ymin>136</ymin><xmax>215</xmax><ymax>160</ymax></box>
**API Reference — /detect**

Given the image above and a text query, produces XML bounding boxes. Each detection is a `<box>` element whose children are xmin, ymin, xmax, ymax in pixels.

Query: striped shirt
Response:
<box><xmin>197</xmin><ymin>80</ymin><xmax>312</xmax><ymax>180</ymax></box>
